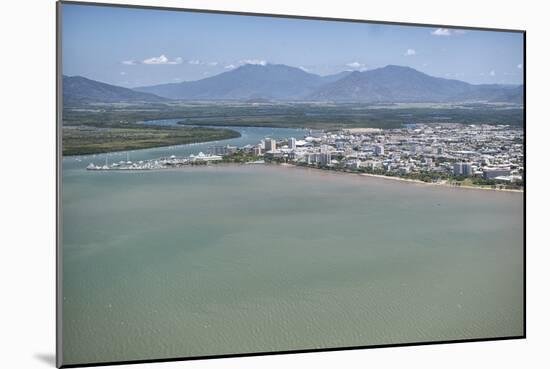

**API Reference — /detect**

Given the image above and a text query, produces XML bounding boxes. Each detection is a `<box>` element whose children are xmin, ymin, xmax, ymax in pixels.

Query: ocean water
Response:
<box><xmin>61</xmin><ymin>127</ymin><xmax>523</xmax><ymax>365</ymax></box>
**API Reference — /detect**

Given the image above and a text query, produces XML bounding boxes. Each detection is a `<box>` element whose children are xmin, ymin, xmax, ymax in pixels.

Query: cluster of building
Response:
<box><xmin>87</xmin><ymin>123</ymin><xmax>524</xmax><ymax>185</ymax></box>
<box><xmin>233</xmin><ymin>123</ymin><xmax>524</xmax><ymax>183</ymax></box>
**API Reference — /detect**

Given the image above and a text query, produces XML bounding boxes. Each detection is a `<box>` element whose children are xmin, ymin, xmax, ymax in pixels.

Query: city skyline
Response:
<box><xmin>62</xmin><ymin>3</ymin><xmax>524</xmax><ymax>88</ymax></box>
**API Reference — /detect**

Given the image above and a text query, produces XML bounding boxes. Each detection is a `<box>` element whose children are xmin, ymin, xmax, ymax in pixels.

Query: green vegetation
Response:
<box><xmin>175</xmin><ymin>104</ymin><xmax>524</xmax><ymax>130</ymax></box>
<box><xmin>267</xmin><ymin>156</ymin><xmax>523</xmax><ymax>191</ymax></box>
<box><xmin>63</xmin><ymin>101</ymin><xmax>524</xmax><ymax>131</ymax></box>
<box><xmin>220</xmin><ymin>151</ymin><xmax>262</xmax><ymax>163</ymax></box>
<box><xmin>62</xmin><ymin>125</ymin><xmax>240</xmax><ymax>156</ymax></box>
<box><xmin>62</xmin><ymin>100</ymin><xmax>523</xmax><ymax>158</ymax></box>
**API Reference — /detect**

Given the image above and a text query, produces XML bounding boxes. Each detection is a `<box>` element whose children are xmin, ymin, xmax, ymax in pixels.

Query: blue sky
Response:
<box><xmin>62</xmin><ymin>3</ymin><xmax>524</xmax><ymax>88</ymax></box>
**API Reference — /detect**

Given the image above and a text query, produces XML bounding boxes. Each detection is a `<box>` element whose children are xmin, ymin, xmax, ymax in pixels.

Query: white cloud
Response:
<box><xmin>120</xmin><ymin>71</ymin><xmax>127</xmax><ymax>76</ymax></box>
<box><xmin>431</xmin><ymin>28</ymin><xmax>452</xmax><ymax>36</ymax></box>
<box><xmin>224</xmin><ymin>64</ymin><xmax>236</xmax><ymax>69</ymax></box>
<box><xmin>345</xmin><ymin>62</ymin><xmax>368</xmax><ymax>71</ymax></box>
<box><xmin>142</xmin><ymin>54</ymin><xmax>182</xmax><ymax>65</ymax></box>
<box><xmin>121</xmin><ymin>60</ymin><xmax>136</xmax><ymax>65</ymax></box>
<box><xmin>239</xmin><ymin>59</ymin><xmax>267</xmax><ymax>66</ymax></box>
<box><xmin>405</xmin><ymin>48</ymin><xmax>416</xmax><ymax>56</ymax></box>
<box><xmin>431</xmin><ymin>28</ymin><xmax>466</xmax><ymax>37</ymax></box>
<box><xmin>299</xmin><ymin>66</ymin><xmax>310</xmax><ymax>72</ymax></box>
<box><xmin>207</xmin><ymin>62</ymin><xmax>218</xmax><ymax>66</ymax></box>
<box><xmin>517</xmin><ymin>63</ymin><xmax>523</xmax><ymax>69</ymax></box>
<box><xmin>188</xmin><ymin>60</ymin><xmax>201</xmax><ymax>65</ymax></box>
<box><xmin>489</xmin><ymin>70</ymin><xmax>496</xmax><ymax>77</ymax></box>
<box><xmin>432</xmin><ymin>28</ymin><xmax>454</xmax><ymax>36</ymax></box>
<box><xmin>346</xmin><ymin>62</ymin><xmax>363</xmax><ymax>68</ymax></box>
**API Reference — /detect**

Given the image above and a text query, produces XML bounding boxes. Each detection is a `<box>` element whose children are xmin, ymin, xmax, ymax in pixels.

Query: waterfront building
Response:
<box><xmin>288</xmin><ymin>137</ymin><xmax>296</xmax><ymax>150</ymax></box>
<box><xmin>483</xmin><ymin>168</ymin><xmax>512</xmax><ymax>179</ymax></box>
<box><xmin>453</xmin><ymin>163</ymin><xmax>463</xmax><ymax>176</ymax></box>
<box><xmin>345</xmin><ymin>160</ymin><xmax>361</xmax><ymax>169</ymax></box>
<box><xmin>189</xmin><ymin>152</ymin><xmax>223</xmax><ymax>162</ymax></box>
<box><xmin>453</xmin><ymin>162</ymin><xmax>473</xmax><ymax>177</ymax></box>
<box><xmin>374</xmin><ymin>145</ymin><xmax>385</xmax><ymax>156</ymax></box>
<box><xmin>265</xmin><ymin>138</ymin><xmax>277</xmax><ymax>152</ymax></box>
<box><xmin>252</xmin><ymin>145</ymin><xmax>262</xmax><ymax>156</ymax></box>
<box><xmin>209</xmin><ymin>145</ymin><xmax>237</xmax><ymax>156</ymax></box>
<box><xmin>462</xmin><ymin>163</ymin><xmax>473</xmax><ymax>176</ymax></box>
<box><xmin>320</xmin><ymin>152</ymin><xmax>332</xmax><ymax>166</ymax></box>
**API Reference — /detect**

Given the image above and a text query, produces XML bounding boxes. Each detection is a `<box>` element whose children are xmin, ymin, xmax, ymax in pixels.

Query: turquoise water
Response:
<box><xmin>61</xmin><ymin>125</ymin><xmax>523</xmax><ymax>365</ymax></box>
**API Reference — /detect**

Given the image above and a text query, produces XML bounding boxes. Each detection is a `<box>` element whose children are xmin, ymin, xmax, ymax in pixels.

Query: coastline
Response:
<box><xmin>275</xmin><ymin>163</ymin><xmax>523</xmax><ymax>193</ymax></box>
<box><xmin>63</xmin><ymin>119</ymin><xmax>523</xmax><ymax>193</ymax></box>
<box><xmin>358</xmin><ymin>171</ymin><xmax>523</xmax><ymax>193</ymax></box>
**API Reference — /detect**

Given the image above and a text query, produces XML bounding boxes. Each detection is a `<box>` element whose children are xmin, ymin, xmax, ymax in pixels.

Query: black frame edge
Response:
<box><xmin>60</xmin><ymin>335</ymin><xmax>526</xmax><ymax>369</ymax></box>
<box><xmin>56</xmin><ymin>1</ymin><xmax>63</xmax><ymax>368</ymax></box>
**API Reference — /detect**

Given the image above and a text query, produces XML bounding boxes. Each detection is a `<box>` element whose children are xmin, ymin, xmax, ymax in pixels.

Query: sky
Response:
<box><xmin>62</xmin><ymin>3</ymin><xmax>524</xmax><ymax>88</ymax></box>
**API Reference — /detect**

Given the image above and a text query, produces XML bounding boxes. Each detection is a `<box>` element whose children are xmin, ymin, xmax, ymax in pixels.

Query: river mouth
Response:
<box><xmin>62</xmin><ymin>120</ymin><xmax>307</xmax><ymax>172</ymax></box>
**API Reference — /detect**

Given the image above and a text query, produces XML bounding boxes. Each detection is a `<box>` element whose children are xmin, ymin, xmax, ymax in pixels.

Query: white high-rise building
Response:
<box><xmin>319</xmin><ymin>152</ymin><xmax>332</xmax><ymax>166</ymax></box>
<box><xmin>265</xmin><ymin>138</ymin><xmax>277</xmax><ymax>152</ymax></box>
<box><xmin>288</xmin><ymin>137</ymin><xmax>296</xmax><ymax>150</ymax></box>
<box><xmin>453</xmin><ymin>163</ymin><xmax>463</xmax><ymax>176</ymax></box>
<box><xmin>462</xmin><ymin>163</ymin><xmax>473</xmax><ymax>176</ymax></box>
<box><xmin>252</xmin><ymin>145</ymin><xmax>262</xmax><ymax>156</ymax></box>
<box><xmin>374</xmin><ymin>145</ymin><xmax>384</xmax><ymax>156</ymax></box>
<box><xmin>453</xmin><ymin>162</ymin><xmax>473</xmax><ymax>177</ymax></box>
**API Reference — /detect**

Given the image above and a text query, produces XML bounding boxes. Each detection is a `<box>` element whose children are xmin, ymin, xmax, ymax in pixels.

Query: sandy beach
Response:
<box><xmin>275</xmin><ymin>163</ymin><xmax>523</xmax><ymax>193</ymax></box>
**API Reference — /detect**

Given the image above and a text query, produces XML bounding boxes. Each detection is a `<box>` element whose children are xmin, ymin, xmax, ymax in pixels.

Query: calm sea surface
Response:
<box><xmin>62</xmin><ymin>124</ymin><xmax>523</xmax><ymax>365</ymax></box>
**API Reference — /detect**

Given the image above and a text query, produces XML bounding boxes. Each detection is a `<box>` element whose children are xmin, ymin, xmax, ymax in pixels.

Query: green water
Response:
<box><xmin>62</xmin><ymin>161</ymin><xmax>523</xmax><ymax>365</ymax></box>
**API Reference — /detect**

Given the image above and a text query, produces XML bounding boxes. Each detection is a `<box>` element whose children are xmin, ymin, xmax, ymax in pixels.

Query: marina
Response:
<box><xmin>86</xmin><ymin>153</ymin><xmax>223</xmax><ymax>171</ymax></box>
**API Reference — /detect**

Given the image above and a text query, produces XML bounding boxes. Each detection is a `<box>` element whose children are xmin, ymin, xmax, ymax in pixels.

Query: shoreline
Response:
<box><xmin>275</xmin><ymin>163</ymin><xmax>523</xmax><ymax>193</ymax></box>
<box><xmin>80</xmin><ymin>160</ymin><xmax>524</xmax><ymax>193</ymax></box>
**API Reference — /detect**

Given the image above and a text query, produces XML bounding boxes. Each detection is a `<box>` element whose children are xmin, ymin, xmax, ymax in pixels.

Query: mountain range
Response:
<box><xmin>134</xmin><ymin>64</ymin><xmax>351</xmax><ymax>100</ymax></box>
<box><xmin>62</xmin><ymin>75</ymin><xmax>168</xmax><ymax>104</ymax></box>
<box><xmin>64</xmin><ymin>64</ymin><xmax>523</xmax><ymax>104</ymax></box>
<box><xmin>308</xmin><ymin>65</ymin><xmax>523</xmax><ymax>103</ymax></box>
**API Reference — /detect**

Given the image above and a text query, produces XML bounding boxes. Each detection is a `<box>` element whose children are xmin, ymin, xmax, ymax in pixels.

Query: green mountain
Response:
<box><xmin>63</xmin><ymin>75</ymin><xmax>168</xmax><ymax>105</ymax></box>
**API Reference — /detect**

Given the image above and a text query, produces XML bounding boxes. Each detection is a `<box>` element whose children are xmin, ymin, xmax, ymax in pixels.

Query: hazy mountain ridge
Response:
<box><xmin>64</xmin><ymin>64</ymin><xmax>523</xmax><ymax>104</ymax></box>
<box><xmin>63</xmin><ymin>75</ymin><xmax>169</xmax><ymax>104</ymax></box>
<box><xmin>134</xmin><ymin>64</ymin><xmax>350</xmax><ymax>100</ymax></box>
<box><xmin>135</xmin><ymin>64</ymin><xmax>522</xmax><ymax>103</ymax></box>
<box><xmin>307</xmin><ymin>65</ymin><xmax>523</xmax><ymax>103</ymax></box>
